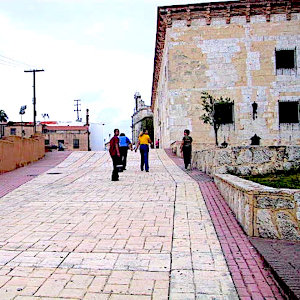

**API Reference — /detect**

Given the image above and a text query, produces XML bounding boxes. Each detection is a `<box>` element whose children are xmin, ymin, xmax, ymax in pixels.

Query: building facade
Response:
<box><xmin>3</xmin><ymin>122</ymin><xmax>89</xmax><ymax>151</ymax></box>
<box><xmin>152</xmin><ymin>0</ymin><xmax>300</xmax><ymax>149</ymax></box>
<box><xmin>131</xmin><ymin>92</ymin><xmax>154</xmax><ymax>145</ymax></box>
<box><xmin>4</xmin><ymin>122</ymin><xmax>43</xmax><ymax>138</ymax></box>
<box><xmin>43</xmin><ymin>125</ymin><xmax>89</xmax><ymax>151</ymax></box>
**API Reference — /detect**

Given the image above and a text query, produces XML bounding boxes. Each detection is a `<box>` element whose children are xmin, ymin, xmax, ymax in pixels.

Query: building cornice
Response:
<box><xmin>151</xmin><ymin>0</ymin><xmax>300</xmax><ymax>110</ymax></box>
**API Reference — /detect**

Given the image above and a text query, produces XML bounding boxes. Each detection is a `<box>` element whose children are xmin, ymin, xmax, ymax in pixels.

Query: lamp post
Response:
<box><xmin>19</xmin><ymin>105</ymin><xmax>27</xmax><ymax>138</ymax></box>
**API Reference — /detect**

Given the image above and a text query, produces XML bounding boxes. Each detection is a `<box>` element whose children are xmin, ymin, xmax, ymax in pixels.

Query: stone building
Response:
<box><xmin>131</xmin><ymin>92</ymin><xmax>154</xmax><ymax>145</ymax></box>
<box><xmin>4</xmin><ymin>122</ymin><xmax>43</xmax><ymax>138</ymax></box>
<box><xmin>3</xmin><ymin>122</ymin><xmax>89</xmax><ymax>151</ymax></box>
<box><xmin>43</xmin><ymin>125</ymin><xmax>89</xmax><ymax>151</ymax></box>
<box><xmin>151</xmin><ymin>0</ymin><xmax>300</xmax><ymax>149</ymax></box>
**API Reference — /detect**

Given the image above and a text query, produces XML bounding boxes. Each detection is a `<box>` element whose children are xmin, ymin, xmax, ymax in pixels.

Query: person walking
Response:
<box><xmin>119</xmin><ymin>133</ymin><xmax>132</xmax><ymax>170</ymax></box>
<box><xmin>135</xmin><ymin>129</ymin><xmax>152</xmax><ymax>172</ymax></box>
<box><xmin>109</xmin><ymin>129</ymin><xmax>120</xmax><ymax>181</ymax></box>
<box><xmin>180</xmin><ymin>129</ymin><xmax>193</xmax><ymax>170</ymax></box>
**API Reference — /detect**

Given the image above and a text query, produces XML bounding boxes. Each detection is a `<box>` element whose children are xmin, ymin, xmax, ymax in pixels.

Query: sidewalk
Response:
<box><xmin>0</xmin><ymin>149</ymin><xmax>288</xmax><ymax>299</ymax></box>
<box><xmin>166</xmin><ymin>149</ymin><xmax>298</xmax><ymax>300</ymax></box>
<box><xmin>0</xmin><ymin>151</ymin><xmax>71</xmax><ymax>198</ymax></box>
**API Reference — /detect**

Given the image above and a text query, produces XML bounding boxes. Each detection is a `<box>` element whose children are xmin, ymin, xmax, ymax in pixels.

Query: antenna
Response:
<box><xmin>74</xmin><ymin>99</ymin><xmax>82</xmax><ymax>122</ymax></box>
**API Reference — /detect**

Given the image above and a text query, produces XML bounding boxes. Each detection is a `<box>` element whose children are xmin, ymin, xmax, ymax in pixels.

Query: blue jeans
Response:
<box><xmin>140</xmin><ymin>144</ymin><xmax>149</xmax><ymax>171</ymax></box>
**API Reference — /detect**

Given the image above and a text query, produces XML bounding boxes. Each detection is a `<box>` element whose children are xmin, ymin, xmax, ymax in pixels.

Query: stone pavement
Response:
<box><xmin>0</xmin><ymin>150</ymin><xmax>238</xmax><ymax>299</ymax></box>
<box><xmin>0</xmin><ymin>151</ymin><xmax>71</xmax><ymax>198</ymax></box>
<box><xmin>166</xmin><ymin>149</ymin><xmax>290</xmax><ymax>300</ymax></box>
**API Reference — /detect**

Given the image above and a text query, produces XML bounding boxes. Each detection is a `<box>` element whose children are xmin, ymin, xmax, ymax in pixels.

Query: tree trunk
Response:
<box><xmin>214</xmin><ymin>123</ymin><xmax>219</xmax><ymax>146</ymax></box>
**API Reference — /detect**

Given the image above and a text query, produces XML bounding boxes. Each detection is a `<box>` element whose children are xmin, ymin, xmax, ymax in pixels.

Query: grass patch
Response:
<box><xmin>241</xmin><ymin>168</ymin><xmax>300</xmax><ymax>189</ymax></box>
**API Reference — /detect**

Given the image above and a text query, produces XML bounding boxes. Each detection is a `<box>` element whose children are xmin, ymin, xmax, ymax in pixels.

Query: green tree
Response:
<box><xmin>0</xmin><ymin>110</ymin><xmax>8</xmax><ymax>122</ymax></box>
<box><xmin>200</xmin><ymin>91</ymin><xmax>233</xmax><ymax>146</ymax></box>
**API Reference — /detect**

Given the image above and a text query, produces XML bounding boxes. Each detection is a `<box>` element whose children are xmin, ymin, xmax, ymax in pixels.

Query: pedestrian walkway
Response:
<box><xmin>165</xmin><ymin>149</ymin><xmax>288</xmax><ymax>300</ymax></box>
<box><xmin>0</xmin><ymin>150</ymin><xmax>239</xmax><ymax>299</ymax></box>
<box><xmin>0</xmin><ymin>151</ymin><xmax>71</xmax><ymax>198</ymax></box>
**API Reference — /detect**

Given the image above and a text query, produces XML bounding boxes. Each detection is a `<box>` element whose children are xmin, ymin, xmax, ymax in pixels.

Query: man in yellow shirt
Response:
<box><xmin>135</xmin><ymin>129</ymin><xmax>152</xmax><ymax>172</ymax></box>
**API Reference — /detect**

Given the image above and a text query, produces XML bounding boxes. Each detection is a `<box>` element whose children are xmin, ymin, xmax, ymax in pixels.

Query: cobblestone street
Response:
<box><xmin>0</xmin><ymin>150</ymin><xmax>284</xmax><ymax>299</ymax></box>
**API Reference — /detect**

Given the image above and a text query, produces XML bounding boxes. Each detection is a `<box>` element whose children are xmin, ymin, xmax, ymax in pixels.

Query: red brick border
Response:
<box><xmin>165</xmin><ymin>149</ymin><xmax>286</xmax><ymax>300</ymax></box>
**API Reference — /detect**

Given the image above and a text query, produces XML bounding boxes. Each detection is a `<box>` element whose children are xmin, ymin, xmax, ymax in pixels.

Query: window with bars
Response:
<box><xmin>275</xmin><ymin>48</ymin><xmax>296</xmax><ymax>75</ymax></box>
<box><xmin>73</xmin><ymin>139</ymin><xmax>79</xmax><ymax>149</ymax></box>
<box><xmin>10</xmin><ymin>128</ymin><xmax>16</xmax><ymax>135</ymax></box>
<box><xmin>214</xmin><ymin>103</ymin><xmax>234</xmax><ymax>124</ymax></box>
<box><xmin>279</xmin><ymin>101</ymin><xmax>299</xmax><ymax>123</ymax></box>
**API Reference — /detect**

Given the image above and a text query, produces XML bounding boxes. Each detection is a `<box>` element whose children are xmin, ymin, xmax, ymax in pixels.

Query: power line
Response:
<box><xmin>0</xmin><ymin>54</ymin><xmax>35</xmax><ymax>68</ymax></box>
<box><xmin>0</xmin><ymin>61</ymin><xmax>19</xmax><ymax>68</ymax></box>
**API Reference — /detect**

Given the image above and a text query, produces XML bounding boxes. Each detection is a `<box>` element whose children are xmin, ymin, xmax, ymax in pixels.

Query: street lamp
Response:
<box><xmin>19</xmin><ymin>105</ymin><xmax>27</xmax><ymax>137</ymax></box>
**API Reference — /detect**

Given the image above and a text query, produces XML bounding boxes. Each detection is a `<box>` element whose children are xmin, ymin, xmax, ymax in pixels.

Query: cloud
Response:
<box><xmin>0</xmin><ymin>8</ymin><xmax>152</xmax><ymax>141</ymax></box>
<box><xmin>85</xmin><ymin>22</ymin><xmax>105</xmax><ymax>36</ymax></box>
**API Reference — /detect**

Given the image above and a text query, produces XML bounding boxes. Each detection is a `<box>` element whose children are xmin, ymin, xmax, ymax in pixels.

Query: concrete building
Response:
<box><xmin>151</xmin><ymin>0</ymin><xmax>300</xmax><ymax>149</ymax></box>
<box><xmin>3</xmin><ymin>121</ymin><xmax>90</xmax><ymax>151</ymax></box>
<box><xmin>4</xmin><ymin>122</ymin><xmax>43</xmax><ymax>138</ymax></box>
<box><xmin>131</xmin><ymin>92</ymin><xmax>154</xmax><ymax>145</ymax></box>
<box><xmin>43</xmin><ymin>124</ymin><xmax>89</xmax><ymax>151</ymax></box>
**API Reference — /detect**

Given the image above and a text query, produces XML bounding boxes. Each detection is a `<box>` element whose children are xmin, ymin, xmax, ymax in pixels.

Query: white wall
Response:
<box><xmin>90</xmin><ymin>123</ymin><xmax>104</xmax><ymax>151</ymax></box>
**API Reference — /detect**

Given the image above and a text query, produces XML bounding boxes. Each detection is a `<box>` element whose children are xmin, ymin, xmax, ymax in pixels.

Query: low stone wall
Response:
<box><xmin>0</xmin><ymin>134</ymin><xmax>45</xmax><ymax>173</ymax></box>
<box><xmin>193</xmin><ymin>146</ymin><xmax>300</xmax><ymax>176</ymax></box>
<box><xmin>215</xmin><ymin>174</ymin><xmax>300</xmax><ymax>241</ymax></box>
<box><xmin>170</xmin><ymin>141</ymin><xmax>181</xmax><ymax>155</ymax></box>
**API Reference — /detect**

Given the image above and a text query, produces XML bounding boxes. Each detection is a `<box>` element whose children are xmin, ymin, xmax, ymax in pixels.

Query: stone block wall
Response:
<box><xmin>153</xmin><ymin>7</ymin><xmax>300</xmax><ymax>149</ymax></box>
<box><xmin>215</xmin><ymin>174</ymin><xmax>300</xmax><ymax>241</ymax></box>
<box><xmin>0</xmin><ymin>134</ymin><xmax>45</xmax><ymax>173</ymax></box>
<box><xmin>193</xmin><ymin>145</ymin><xmax>300</xmax><ymax>176</ymax></box>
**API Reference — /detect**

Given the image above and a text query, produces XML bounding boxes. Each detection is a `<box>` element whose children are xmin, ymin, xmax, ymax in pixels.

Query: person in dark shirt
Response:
<box><xmin>180</xmin><ymin>129</ymin><xmax>193</xmax><ymax>170</ymax></box>
<box><xmin>109</xmin><ymin>129</ymin><xmax>120</xmax><ymax>181</ymax></box>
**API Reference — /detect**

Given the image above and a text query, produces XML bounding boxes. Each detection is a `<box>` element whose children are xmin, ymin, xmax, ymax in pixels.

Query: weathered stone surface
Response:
<box><xmin>252</xmin><ymin>149</ymin><xmax>272</xmax><ymax>164</ymax></box>
<box><xmin>153</xmin><ymin>10</ymin><xmax>300</xmax><ymax>148</ymax></box>
<box><xmin>194</xmin><ymin>146</ymin><xmax>300</xmax><ymax>176</ymax></box>
<box><xmin>215</xmin><ymin>166</ymin><xmax>227</xmax><ymax>174</ymax></box>
<box><xmin>215</xmin><ymin>173</ymin><xmax>300</xmax><ymax>241</ymax></box>
<box><xmin>295</xmin><ymin>193</ymin><xmax>300</xmax><ymax>206</ymax></box>
<box><xmin>236</xmin><ymin>166</ymin><xmax>251</xmax><ymax>176</ymax></box>
<box><xmin>236</xmin><ymin>149</ymin><xmax>252</xmax><ymax>165</ymax></box>
<box><xmin>286</xmin><ymin>146</ymin><xmax>300</xmax><ymax>161</ymax></box>
<box><xmin>277</xmin><ymin>212</ymin><xmax>300</xmax><ymax>241</ymax></box>
<box><xmin>257</xmin><ymin>197</ymin><xmax>295</xmax><ymax>209</ymax></box>
<box><xmin>216</xmin><ymin>151</ymin><xmax>232</xmax><ymax>165</ymax></box>
<box><xmin>256</xmin><ymin>210</ymin><xmax>279</xmax><ymax>239</ymax></box>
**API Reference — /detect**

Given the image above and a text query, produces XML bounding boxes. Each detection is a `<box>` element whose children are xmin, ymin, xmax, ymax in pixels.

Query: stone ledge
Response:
<box><xmin>194</xmin><ymin>146</ymin><xmax>300</xmax><ymax>176</ymax></box>
<box><xmin>214</xmin><ymin>173</ymin><xmax>300</xmax><ymax>241</ymax></box>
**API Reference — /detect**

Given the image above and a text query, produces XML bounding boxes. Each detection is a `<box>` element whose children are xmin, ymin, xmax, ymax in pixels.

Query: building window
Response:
<box><xmin>10</xmin><ymin>128</ymin><xmax>16</xmax><ymax>135</ymax></box>
<box><xmin>73</xmin><ymin>139</ymin><xmax>79</xmax><ymax>149</ymax></box>
<box><xmin>275</xmin><ymin>48</ymin><xmax>296</xmax><ymax>75</ymax></box>
<box><xmin>214</xmin><ymin>103</ymin><xmax>234</xmax><ymax>124</ymax></box>
<box><xmin>279</xmin><ymin>101</ymin><xmax>299</xmax><ymax>123</ymax></box>
<box><xmin>45</xmin><ymin>139</ymin><xmax>50</xmax><ymax>145</ymax></box>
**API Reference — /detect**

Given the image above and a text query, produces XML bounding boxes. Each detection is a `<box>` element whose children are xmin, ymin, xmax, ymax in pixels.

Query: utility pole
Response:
<box><xmin>85</xmin><ymin>109</ymin><xmax>91</xmax><ymax>151</ymax></box>
<box><xmin>24</xmin><ymin>69</ymin><xmax>44</xmax><ymax>133</ymax></box>
<box><xmin>74</xmin><ymin>99</ymin><xmax>82</xmax><ymax>122</ymax></box>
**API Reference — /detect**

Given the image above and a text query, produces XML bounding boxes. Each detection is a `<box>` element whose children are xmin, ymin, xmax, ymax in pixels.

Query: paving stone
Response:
<box><xmin>0</xmin><ymin>150</ymin><xmax>238</xmax><ymax>299</ymax></box>
<box><xmin>166</xmin><ymin>148</ymin><xmax>287</xmax><ymax>300</ymax></box>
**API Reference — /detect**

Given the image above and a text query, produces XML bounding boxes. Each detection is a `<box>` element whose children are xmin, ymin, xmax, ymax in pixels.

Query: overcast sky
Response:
<box><xmin>0</xmin><ymin>0</ymin><xmax>212</xmax><ymax>139</ymax></box>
